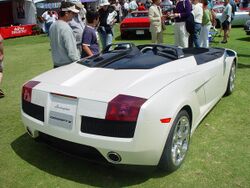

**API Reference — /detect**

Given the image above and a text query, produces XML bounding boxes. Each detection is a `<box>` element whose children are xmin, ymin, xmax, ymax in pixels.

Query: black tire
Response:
<box><xmin>158</xmin><ymin>110</ymin><xmax>191</xmax><ymax>172</ymax></box>
<box><xmin>120</xmin><ymin>33</ymin><xmax>126</xmax><ymax>40</ymax></box>
<box><xmin>246</xmin><ymin>31</ymin><xmax>250</xmax><ymax>35</ymax></box>
<box><xmin>225</xmin><ymin>62</ymin><xmax>236</xmax><ymax>96</ymax></box>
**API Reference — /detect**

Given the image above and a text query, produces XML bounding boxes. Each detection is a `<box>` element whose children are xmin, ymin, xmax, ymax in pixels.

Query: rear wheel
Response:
<box><xmin>225</xmin><ymin>62</ymin><xmax>236</xmax><ymax>96</ymax></box>
<box><xmin>158</xmin><ymin>110</ymin><xmax>191</xmax><ymax>172</ymax></box>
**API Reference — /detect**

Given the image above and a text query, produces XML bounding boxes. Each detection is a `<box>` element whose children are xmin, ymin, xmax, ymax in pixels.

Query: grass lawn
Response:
<box><xmin>0</xmin><ymin>25</ymin><xmax>249</xmax><ymax>188</ymax></box>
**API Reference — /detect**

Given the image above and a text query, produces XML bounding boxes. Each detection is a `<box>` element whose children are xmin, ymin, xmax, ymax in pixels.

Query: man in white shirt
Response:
<box><xmin>129</xmin><ymin>0</ymin><xmax>138</xmax><ymax>12</ymax></box>
<box><xmin>122</xmin><ymin>0</ymin><xmax>129</xmax><ymax>19</ymax></box>
<box><xmin>189</xmin><ymin>0</ymin><xmax>203</xmax><ymax>47</ymax></box>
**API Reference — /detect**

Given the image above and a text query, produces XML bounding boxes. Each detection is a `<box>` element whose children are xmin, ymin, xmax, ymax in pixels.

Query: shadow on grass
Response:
<box><xmin>11</xmin><ymin>133</ymin><xmax>170</xmax><ymax>187</ymax></box>
<box><xmin>238</xmin><ymin>63</ymin><xmax>250</xmax><ymax>69</ymax></box>
<box><xmin>236</xmin><ymin>37</ymin><xmax>250</xmax><ymax>42</ymax></box>
<box><xmin>237</xmin><ymin>53</ymin><xmax>250</xmax><ymax>58</ymax></box>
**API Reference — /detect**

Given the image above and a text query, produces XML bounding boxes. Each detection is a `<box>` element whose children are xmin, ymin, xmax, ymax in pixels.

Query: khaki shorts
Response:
<box><xmin>0</xmin><ymin>61</ymin><xmax>3</xmax><ymax>73</ymax></box>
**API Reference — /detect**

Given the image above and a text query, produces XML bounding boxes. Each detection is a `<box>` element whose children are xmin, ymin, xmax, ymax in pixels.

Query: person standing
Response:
<box><xmin>200</xmin><ymin>0</ymin><xmax>212</xmax><ymax>48</ymax></box>
<box><xmin>114</xmin><ymin>0</ymin><xmax>122</xmax><ymax>22</ymax></box>
<box><xmin>220</xmin><ymin>0</ymin><xmax>232</xmax><ymax>43</ymax></box>
<box><xmin>49</xmin><ymin>2</ymin><xmax>80</xmax><ymax>68</ymax></box>
<box><xmin>189</xmin><ymin>0</ymin><xmax>203</xmax><ymax>47</ymax></box>
<box><xmin>149</xmin><ymin>0</ymin><xmax>165</xmax><ymax>44</ymax></box>
<box><xmin>42</xmin><ymin>10</ymin><xmax>57</xmax><ymax>35</ymax></box>
<box><xmin>171</xmin><ymin>0</ymin><xmax>192</xmax><ymax>48</ymax></box>
<box><xmin>81</xmin><ymin>11</ymin><xmax>100</xmax><ymax>58</ymax></box>
<box><xmin>0</xmin><ymin>34</ymin><xmax>4</xmax><ymax>98</ymax></box>
<box><xmin>98</xmin><ymin>0</ymin><xmax>116</xmax><ymax>49</ymax></box>
<box><xmin>128</xmin><ymin>0</ymin><xmax>138</xmax><ymax>12</ymax></box>
<box><xmin>68</xmin><ymin>1</ymin><xmax>86</xmax><ymax>55</ymax></box>
<box><xmin>41</xmin><ymin>10</ymin><xmax>49</xmax><ymax>34</ymax></box>
<box><xmin>138</xmin><ymin>2</ymin><xmax>146</xmax><ymax>11</ymax></box>
<box><xmin>228</xmin><ymin>0</ymin><xmax>236</xmax><ymax>36</ymax></box>
<box><xmin>122</xmin><ymin>0</ymin><xmax>130</xmax><ymax>19</ymax></box>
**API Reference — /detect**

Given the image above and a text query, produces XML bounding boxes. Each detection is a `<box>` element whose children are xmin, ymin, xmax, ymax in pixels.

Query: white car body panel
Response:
<box><xmin>21</xmin><ymin>45</ymin><xmax>237</xmax><ymax>166</ymax></box>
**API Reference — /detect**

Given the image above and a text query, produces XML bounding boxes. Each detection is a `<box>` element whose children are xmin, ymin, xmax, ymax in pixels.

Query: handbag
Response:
<box><xmin>185</xmin><ymin>13</ymin><xmax>194</xmax><ymax>34</ymax></box>
<box><xmin>182</xmin><ymin>0</ymin><xmax>194</xmax><ymax>34</ymax></box>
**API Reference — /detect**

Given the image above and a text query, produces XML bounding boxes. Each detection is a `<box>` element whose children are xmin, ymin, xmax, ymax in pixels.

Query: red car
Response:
<box><xmin>120</xmin><ymin>11</ymin><xmax>150</xmax><ymax>39</ymax></box>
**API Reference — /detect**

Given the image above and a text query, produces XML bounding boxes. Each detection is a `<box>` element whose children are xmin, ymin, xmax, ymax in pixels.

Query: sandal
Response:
<box><xmin>0</xmin><ymin>89</ymin><xmax>5</xmax><ymax>98</ymax></box>
<box><xmin>221</xmin><ymin>40</ymin><xmax>227</xmax><ymax>44</ymax></box>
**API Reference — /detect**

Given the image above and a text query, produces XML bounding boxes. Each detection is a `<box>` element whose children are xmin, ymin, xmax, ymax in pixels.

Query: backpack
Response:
<box><xmin>185</xmin><ymin>13</ymin><xmax>194</xmax><ymax>34</ymax></box>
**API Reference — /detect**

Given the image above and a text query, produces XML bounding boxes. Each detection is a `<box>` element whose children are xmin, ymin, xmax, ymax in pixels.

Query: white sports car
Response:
<box><xmin>21</xmin><ymin>43</ymin><xmax>237</xmax><ymax>172</ymax></box>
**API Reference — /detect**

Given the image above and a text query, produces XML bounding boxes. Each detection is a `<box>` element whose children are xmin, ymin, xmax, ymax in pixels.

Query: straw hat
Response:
<box><xmin>67</xmin><ymin>0</ymin><xmax>85</xmax><ymax>9</ymax></box>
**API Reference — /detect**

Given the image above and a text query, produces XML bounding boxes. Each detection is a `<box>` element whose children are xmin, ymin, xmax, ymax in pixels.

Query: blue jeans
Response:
<box><xmin>98</xmin><ymin>27</ymin><xmax>113</xmax><ymax>49</ymax></box>
<box><xmin>188</xmin><ymin>23</ymin><xmax>202</xmax><ymax>47</ymax></box>
<box><xmin>45</xmin><ymin>22</ymin><xmax>53</xmax><ymax>35</ymax></box>
<box><xmin>194</xmin><ymin>23</ymin><xmax>202</xmax><ymax>47</ymax></box>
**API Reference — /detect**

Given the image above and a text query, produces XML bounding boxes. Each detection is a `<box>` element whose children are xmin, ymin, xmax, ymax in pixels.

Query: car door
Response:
<box><xmin>202</xmin><ymin>57</ymin><xmax>225</xmax><ymax>105</ymax></box>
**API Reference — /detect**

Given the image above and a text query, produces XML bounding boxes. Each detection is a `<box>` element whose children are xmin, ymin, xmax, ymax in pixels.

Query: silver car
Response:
<box><xmin>213</xmin><ymin>5</ymin><xmax>250</xmax><ymax>27</ymax></box>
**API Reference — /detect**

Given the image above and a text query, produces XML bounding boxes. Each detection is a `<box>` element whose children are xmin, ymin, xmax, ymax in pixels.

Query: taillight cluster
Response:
<box><xmin>22</xmin><ymin>81</ymin><xmax>40</xmax><ymax>102</ymax></box>
<box><xmin>105</xmin><ymin>94</ymin><xmax>147</xmax><ymax>122</ymax></box>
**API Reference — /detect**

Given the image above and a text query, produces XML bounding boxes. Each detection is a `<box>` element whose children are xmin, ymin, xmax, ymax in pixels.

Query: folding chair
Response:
<box><xmin>209</xmin><ymin>26</ymin><xmax>218</xmax><ymax>43</ymax></box>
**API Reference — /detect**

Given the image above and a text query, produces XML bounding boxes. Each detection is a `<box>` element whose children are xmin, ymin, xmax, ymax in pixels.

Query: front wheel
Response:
<box><xmin>158</xmin><ymin>110</ymin><xmax>191</xmax><ymax>172</ymax></box>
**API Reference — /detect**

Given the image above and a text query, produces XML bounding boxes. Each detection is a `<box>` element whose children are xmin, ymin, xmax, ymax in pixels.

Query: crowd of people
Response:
<box><xmin>0</xmin><ymin>0</ymin><xmax>247</xmax><ymax>98</ymax></box>
<box><xmin>46</xmin><ymin>0</ymin><xmax>243</xmax><ymax>68</ymax></box>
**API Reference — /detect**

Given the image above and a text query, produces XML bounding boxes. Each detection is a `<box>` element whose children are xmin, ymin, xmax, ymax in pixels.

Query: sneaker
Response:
<box><xmin>0</xmin><ymin>89</ymin><xmax>5</xmax><ymax>98</ymax></box>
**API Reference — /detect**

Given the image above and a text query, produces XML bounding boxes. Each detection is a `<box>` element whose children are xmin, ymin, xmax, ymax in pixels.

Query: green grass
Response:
<box><xmin>0</xmin><ymin>25</ymin><xmax>249</xmax><ymax>188</ymax></box>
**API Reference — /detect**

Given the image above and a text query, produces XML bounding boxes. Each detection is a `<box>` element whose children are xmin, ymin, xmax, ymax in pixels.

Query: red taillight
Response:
<box><xmin>160</xmin><ymin>118</ymin><xmax>172</xmax><ymax>123</ymax></box>
<box><xmin>22</xmin><ymin>81</ymin><xmax>40</xmax><ymax>102</ymax></box>
<box><xmin>105</xmin><ymin>94</ymin><xmax>147</xmax><ymax>122</ymax></box>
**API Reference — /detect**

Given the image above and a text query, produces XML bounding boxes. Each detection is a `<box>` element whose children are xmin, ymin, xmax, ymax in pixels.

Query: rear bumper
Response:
<box><xmin>120</xmin><ymin>28</ymin><xmax>150</xmax><ymax>36</ymax></box>
<box><xmin>21</xmin><ymin>107</ymin><xmax>171</xmax><ymax>166</ymax></box>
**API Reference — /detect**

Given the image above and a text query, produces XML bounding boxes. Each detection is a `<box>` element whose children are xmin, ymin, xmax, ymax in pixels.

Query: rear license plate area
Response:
<box><xmin>48</xmin><ymin>94</ymin><xmax>77</xmax><ymax>130</ymax></box>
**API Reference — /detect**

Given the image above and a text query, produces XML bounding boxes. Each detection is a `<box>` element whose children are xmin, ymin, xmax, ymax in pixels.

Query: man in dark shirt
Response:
<box><xmin>98</xmin><ymin>0</ymin><xmax>116</xmax><ymax>49</ymax></box>
<box><xmin>170</xmin><ymin>0</ymin><xmax>192</xmax><ymax>47</ymax></box>
<box><xmin>81</xmin><ymin>11</ymin><xmax>100</xmax><ymax>58</ymax></box>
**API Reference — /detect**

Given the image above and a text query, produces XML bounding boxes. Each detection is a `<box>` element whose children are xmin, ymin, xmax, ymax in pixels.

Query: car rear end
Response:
<box><xmin>120</xmin><ymin>17</ymin><xmax>150</xmax><ymax>39</ymax></box>
<box><xmin>21</xmin><ymin>77</ymin><xmax>173</xmax><ymax>167</ymax></box>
